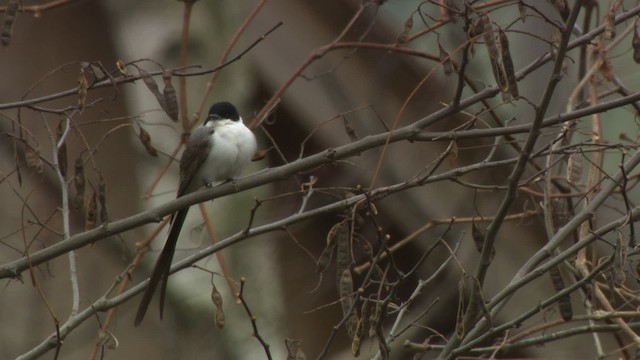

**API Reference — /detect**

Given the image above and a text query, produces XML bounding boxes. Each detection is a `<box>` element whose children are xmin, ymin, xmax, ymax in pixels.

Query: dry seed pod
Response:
<box><xmin>550</xmin><ymin>27</ymin><xmax>562</xmax><ymax>60</ymax></box>
<box><xmin>73</xmin><ymin>157</ymin><xmax>85</xmax><ymax>211</ymax></box>
<box><xmin>98</xmin><ymin>329</ymin><xmax>119</xmax><ymax>350</ymax></box>
<box><xmin>135</xmin><ymin>123</ymin><xmax>159</xmax><ymax>157</ymax></box>
<box><xmin>612</xmin><ymin>232</ymin><xmax>626</xmax><ymax>285</ymax></box>
<box><xmin>137</xmin><ymin>67</ymin><xmax>165</xmax><ymax>108</ymax></box>
<box><xmin>439</xmin><ymin>43</ymin><xmax>454</xmax><ymax>75</ymax></box>
<box><xmin>471</xmin><ymin>222</ymin><xmax>485</xmax><ymax>253</ymax></box>
<box><xmin>162</xmin><ymin>71</ymin><xmax>179</xmax><ymax>122</ymax></box>
<box><xmin>480</xmin><ymin>14</ymin><xmax>502</xmax><ymax>92</ymax></box>
<box><xmin>455</xmin><ymin>278</ymin><xmax>465</xmax><ymax>338</ymax></box>
<box><xmin>334</xmin><ymin>220</ymin><xmax>352</xmax><ymax>290</ymax></box>
<box><xmin>351</xmin><ymin>315</ymin><xmax>364</xmax><ymax>356</ymax></box>
<box><xmin>339</xmin><ymin>268</ymin><xmax>354</xmax><ymax>318</ymax></box>
<box><xmin>98</xmin><ymin>172</ymin><xmax>108</xmax><ymax>224</ymax></box>
<box><xmin>604</xmin><ymin>5</ymin><xmax>616</xmax><ymax>39</ymax></box>
<box><xmin>633</xmin><ymin>18</ymin><xmax>640</xmax><ymax>64</ymax></box>
<box><xmin>440</xmin><ymin>0</ymin><xmax>457</xmax><ymax>23</ymax></box>
<box><xmin>1</xmin><ymin>0</ymin><xmax>18</xmax><ymax>46</ymax></box>
<box><xmin>25</xmin><ymin>146</ymin><xmax>43</xmax><ymax>174</ymax></box>
<box><xmin>211</xmin><ymin>283</ymin><xmax>223</xmax><ymax>307</ymax></box>
<box><xmin>316</xmin><ymin>241</ymin><xmax>335</xmax><ymax>274</ymax></box>
<box><xmin>549</xmin><ymin>265</ymin><xmax>572</xmax><ymax>321</ymax></box>
<box><xmin>342</xmin><ymin>117</ymin><xmax>358</xmax><ymax>142</ymax></box>
<box><xmin>518</xmin><ymin>1</ymin><xmax>526</xmax><ymax>22</ymax></box>
<box><xmin>498</xmin><ymin>29</ymin><xmax>518</xmax><ymax>100</ymax></box>
<box><xmin>78</xmin><ymin>72</ymin><xmax>88</xmax><ymax>112</ymax></box>
<box><xmin>116</xmin><ymin>60</ymin><xmax>128</xmax><ymax>76</ymax></box>
<box><xmin>211</xmin><ymin>284</ymin><xmax>225</xmax><ymax>328</ymax></box>
<box><xmin>86</xmin><ymin>190</ymin><xmax>97</xmax><ymax>231</ymax></box>
<box><xmin>548</xmin><ymin>0</ymin><xmax>569</xmax><ymax>21</ymax></box>
<box><xmin>566</xmin><ymin>153</ymin><xmax>583</xmax><ymax>184</ymax></box>
<box><xmin>284</xmin><ymin>339</ymin><xmax>307</xmax><ymax>360</ymax></box>
<box><xmin>395</xmin><ymin>16</ymin><xmax>413</xmax><ymax>46</ymax></box>
<box><xmin>56</xmin><ymin>120</ymin><xmax>68</xmax><ymax>178</ymax></box>
<box><xmin>471</xmin><ymin>222</ymin><xmax>495</xmax><ymax>260</ymax></box>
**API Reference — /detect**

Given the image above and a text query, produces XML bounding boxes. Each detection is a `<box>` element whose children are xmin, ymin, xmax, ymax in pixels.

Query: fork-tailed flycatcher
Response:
<box><xmin>134</xmin><ymin>101</ymin><xmax>257</xmax><ymax>326</ymax></box>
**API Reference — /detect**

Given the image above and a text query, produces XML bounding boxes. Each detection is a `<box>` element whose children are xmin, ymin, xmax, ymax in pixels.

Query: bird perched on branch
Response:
<box><xmin>135</xmin><ymin>101</ymin><xmax>257</xmax><ymax>326</ymax></box>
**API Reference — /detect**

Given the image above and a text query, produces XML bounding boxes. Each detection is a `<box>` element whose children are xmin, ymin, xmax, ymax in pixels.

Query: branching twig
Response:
<box><xmin>237</xmin><ymin>278</ymin><xmax>273</xmax><ymax>360</ymax></box>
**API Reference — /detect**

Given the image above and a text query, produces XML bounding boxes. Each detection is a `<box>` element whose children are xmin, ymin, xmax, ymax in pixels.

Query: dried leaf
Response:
<box><xmin>162</xmin><ymin>71</ymin><xmax>179</xmax><ymax>122</ymax></box>
<box><xmin>56</xmin><ymin>120</ymin><xmax>67</xmax><ymax>178</ymax></box>
<box><xmin>73</xmin><ymin>156</ymin><xmax>85</xmax><ymax>211</ymax></box>
<box><xmin>1</xmin><ymin>0</ymin><xmax>18</xmax><ymax>46</ymax></box>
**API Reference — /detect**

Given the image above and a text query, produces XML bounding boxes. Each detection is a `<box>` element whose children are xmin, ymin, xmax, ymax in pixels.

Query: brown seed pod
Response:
<box><xmin>86</xmin><ymin>190</ymin><xmax>97</xmax><ymax>231</ymax></box>
<box><xmin>135</xmin><ymin>123</ymin><xmax>159</xmax><ymax>157</ymax></box>
<box><xmin>137</xmin><ymin>67</ymin><xmax>166</xmax><ymax>111</ymax></box>
<box><xmin>73</xmin><ymin>156</ymin><xmax>85</xmax><ymax>211</ymax></box>
<box><xmin>1</xmin><ymin>0</ymin><xmax>18</xmax><ymax>46</ymax></box>
<box><xmin>25</xmin><ymin>146</ymin><xmax>43</xmax><ymax>174</ymax></box>
<box><xmin>395</xmin><ymin>16</ymin><xmax>413</xmax><ymax>46</ymax></box>
<box><xmin>98</xmin><ymin>172</ymin><xmax>108</xmax><ymax>224</ymax></box>
<box><xmin>211</xmin><ymin>284</ymin><xmax>225</xmax><ymax>329</ymax></box>
<box><xmin>162</xmin><ymin>71</ymin><xmax>179</xmax><ymax>122</ymax></box>
<box><xmin>498</xmin><ymin>29</ymin><xmax>518</xmax><ymax>101</ymax></box>
<box><xmin>633</xmin><ymin>18</ymin><xmax>640</xmax><ymax>64</ymax></box>
<box><xmin>78</xmin><ymin>72</ymin><xmax>88</xmax><ymax>112</ymax></box>
<box><xmin>549</xmin><ymin>265</ymin><xmax>573</xmax><ymax>321</ymax></box>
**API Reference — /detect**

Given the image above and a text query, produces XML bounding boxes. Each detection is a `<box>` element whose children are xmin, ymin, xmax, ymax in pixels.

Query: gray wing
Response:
<box><xmin>177</xmin><ymin>126</ymin><xmax>214</xmax><ymax>197</ymax></box>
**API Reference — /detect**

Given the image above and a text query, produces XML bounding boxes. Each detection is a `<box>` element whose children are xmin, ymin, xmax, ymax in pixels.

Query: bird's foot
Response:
<box><xmin>227</xmin><ymin>178</ymin><xmax>240</xmax><ymax>191</ymax></box>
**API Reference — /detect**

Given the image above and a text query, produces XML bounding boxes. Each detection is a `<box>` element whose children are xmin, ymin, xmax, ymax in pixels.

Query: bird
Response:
<box><xmin>134</xmin><ymin>101</ymin><xmax>257</xmax><ymax>326</ymax></box>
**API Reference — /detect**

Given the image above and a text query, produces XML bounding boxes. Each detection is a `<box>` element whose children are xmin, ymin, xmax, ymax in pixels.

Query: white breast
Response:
<box><xmin>195</xmin><ymin>119</ymin><xmax>257</xmax><ymax>187</ymax></box>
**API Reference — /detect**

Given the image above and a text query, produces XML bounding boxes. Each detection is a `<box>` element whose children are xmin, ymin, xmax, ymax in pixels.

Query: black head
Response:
<box><xmin>206</xmin><ymin>101</ymin><xmax>240</xmax><ymax>123</ymax></box>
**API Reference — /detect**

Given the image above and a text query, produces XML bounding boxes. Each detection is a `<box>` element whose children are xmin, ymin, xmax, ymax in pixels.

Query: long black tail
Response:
<box><xmin>134</xmin><ymin>208</ymin><xmax>188</xmax><ymax>326</ymax></box>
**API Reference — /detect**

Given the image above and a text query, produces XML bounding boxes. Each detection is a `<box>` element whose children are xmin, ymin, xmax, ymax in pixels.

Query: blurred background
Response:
<box><xmin>1</xmin><ymin>1</ymin><xmax>639</xmax><ymax>359</ymax></box>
